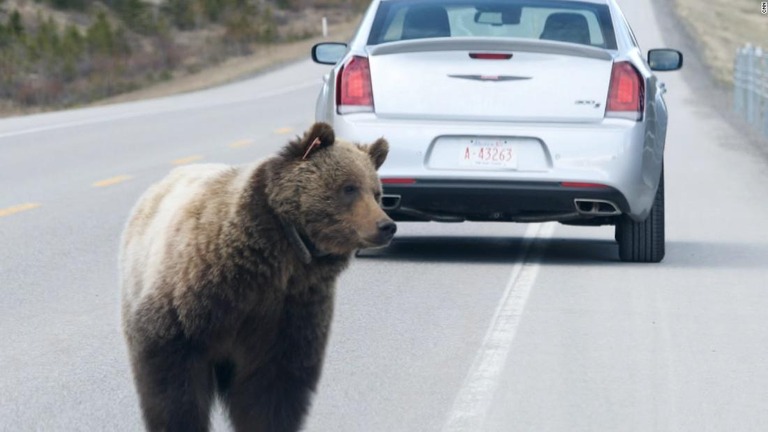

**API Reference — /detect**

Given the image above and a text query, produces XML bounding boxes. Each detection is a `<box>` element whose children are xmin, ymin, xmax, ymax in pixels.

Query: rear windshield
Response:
<box><xmin>367</xmin><ymin>0</ymin><xmax>617</xmax><ymax>49</ymax></box>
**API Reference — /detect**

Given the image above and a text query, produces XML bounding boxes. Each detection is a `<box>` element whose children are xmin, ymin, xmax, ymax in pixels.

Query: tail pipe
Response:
<box><xmin>381</xmin><ymin>195</ymin><xmax>401</xmax><ymax>210</ymax></box>
<box><xmin>574</xmin><ymin>199</ymin><xmax>621</xmax><ymax>216</ymax></box>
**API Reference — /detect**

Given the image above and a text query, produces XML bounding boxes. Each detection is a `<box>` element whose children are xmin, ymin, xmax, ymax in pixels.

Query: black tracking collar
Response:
<box><xmin>280</xmin><ymin>220</ymin><xmax>330</xmax><ymax>264</ymax></box>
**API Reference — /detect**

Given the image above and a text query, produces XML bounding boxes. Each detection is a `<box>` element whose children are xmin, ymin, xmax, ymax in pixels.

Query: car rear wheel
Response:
<box><xmin>616</xmin><ymin>171</ymin><xmax>665</xmax><ymax>263</ymax></box>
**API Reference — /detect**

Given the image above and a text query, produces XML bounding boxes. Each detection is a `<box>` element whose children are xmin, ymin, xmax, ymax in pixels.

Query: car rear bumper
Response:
<box><xmin>326</xmin><ymin>114</ymin><xmax>663</xmax><ymax>221</ymax></box>
<box><xmin>380</xmin><ymin>179</ymin><xmax>629</xmax><ymax>223</ymax></box>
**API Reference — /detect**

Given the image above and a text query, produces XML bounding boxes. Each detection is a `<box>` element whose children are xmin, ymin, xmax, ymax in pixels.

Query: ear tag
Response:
<box><xmin>302</xmin><ymin>137</ymin><xmax>322</xmax><ymax>160</ymax></box>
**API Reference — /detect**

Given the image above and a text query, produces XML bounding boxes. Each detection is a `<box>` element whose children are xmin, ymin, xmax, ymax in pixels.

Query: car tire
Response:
<box><xmin>616</xmin><ymin>170</ymin><xmax>665</xmax><ymax>263</ymax></box>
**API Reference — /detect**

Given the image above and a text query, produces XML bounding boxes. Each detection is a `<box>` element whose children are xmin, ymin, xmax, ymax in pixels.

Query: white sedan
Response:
<box><xmin>312</xmin><ymin>0</ymin><xmax>682</xmax><ymax>262</ymax></box>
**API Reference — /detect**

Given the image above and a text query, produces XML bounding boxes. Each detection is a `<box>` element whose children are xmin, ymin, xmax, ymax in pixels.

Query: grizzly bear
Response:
<box><xmin>119</xmin><ymin>122</ymin><xmax>395</xmax><ymax>432</ymax></box>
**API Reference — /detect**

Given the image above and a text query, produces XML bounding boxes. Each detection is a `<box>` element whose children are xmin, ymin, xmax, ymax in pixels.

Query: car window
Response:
<box><xmin>368</xmin><ymin>0</ymin><xmax>617</xmax><ymax>49</ymax></box>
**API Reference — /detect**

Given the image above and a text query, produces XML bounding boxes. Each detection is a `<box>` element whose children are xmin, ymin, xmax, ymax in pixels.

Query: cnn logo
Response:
<box><xmin>763</xmin><ymin>1</ymin><xmax>767</xmax><ymax>14</ymax></box>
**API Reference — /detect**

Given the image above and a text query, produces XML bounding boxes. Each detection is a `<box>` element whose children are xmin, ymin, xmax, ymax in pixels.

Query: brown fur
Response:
<box><xmin>119</xmin><ymin>122</ymin><xmax>394</xmax><ymax>432</ymax></box>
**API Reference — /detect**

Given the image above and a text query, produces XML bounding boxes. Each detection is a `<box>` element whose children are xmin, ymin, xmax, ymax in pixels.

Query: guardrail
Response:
<box><xmin>734</xmin><ymin>44</ymin><xmax>768</xmax><ymax>136</ymax></box>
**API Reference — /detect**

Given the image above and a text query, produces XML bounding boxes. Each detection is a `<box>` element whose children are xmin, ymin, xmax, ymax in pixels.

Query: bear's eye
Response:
<box><xmin>342</xmin><ymin>184</ymin><xmax>358</xmax><ymax>196</ymax></box>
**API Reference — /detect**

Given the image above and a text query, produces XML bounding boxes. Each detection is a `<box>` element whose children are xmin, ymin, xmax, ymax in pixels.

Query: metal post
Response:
<box><xmin>322</xmin><ymin>17</ymin><xmax>328</xmax><ymax>38</ymax></box>
<box><xmin>746</xmin><ymin>44</ymin><xmax>757</xmax><ymax>125</ymax></box>
<box><xmin>752</xmin><ymin>47</ymin><xmax>764</xmax><ymax>129</ymax></box>
<box><xmin>761</xmin><ymin>50</ymin><xmax>768</xmax><ymax>137</ymax></box>
<box><xmin>734</xmin><ymin>46</ymin><xmax>745</xmax><ymax>116</ymax></box>
<box><xmin>734</xmin><ymin>43</ymin><xmax>768</xmax><ymax>138</ymax></box>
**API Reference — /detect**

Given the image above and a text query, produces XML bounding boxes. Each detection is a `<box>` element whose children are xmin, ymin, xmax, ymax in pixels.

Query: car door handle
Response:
<box><xmin>658</xmin><ymin>81</ymin><xmax>667</xmax><ymax>94</ymax></box>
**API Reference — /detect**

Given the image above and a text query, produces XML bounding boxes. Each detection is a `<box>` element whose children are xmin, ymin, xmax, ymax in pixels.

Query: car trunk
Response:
<box><xmin>367</xmin><ymin>38</ymin><xmax>615</xmax><ymax>123</ymax></box>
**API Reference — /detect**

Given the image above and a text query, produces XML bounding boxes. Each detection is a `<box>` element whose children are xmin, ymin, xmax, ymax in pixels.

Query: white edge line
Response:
<box><xmin>442</xmin><ymin>222</ymin><xmax>556</xmax><ymax>432</ymax></box>
<box><xmin>0</xmin><ymin>81</ymin><xmax>319</xmax><ymax>140</ymax></box>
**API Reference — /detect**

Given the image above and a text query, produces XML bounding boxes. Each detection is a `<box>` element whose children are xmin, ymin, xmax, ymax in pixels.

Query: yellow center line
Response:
<box><xmin>172</xmin><ymin>155</ymin><xmax>203</xmax><ymax>165</ymax></box>
<box><xmin>92</xmin><ymin>175</ymin><xmax>133</xmax><ymax>188</ymax></box>
<box><xmin>229</xmin><ymin>139</ymin><xmax>254</xmax><ymax>149</ymax></box>
<box><xmin>274</xmin><ymin>127</ymin><xmax>293</xmax><ymax>135</ymax></box>
<box><xmin>0</xmin><ymin>202</ymin><xmax>41</xmax><ymax>218</ymax></box>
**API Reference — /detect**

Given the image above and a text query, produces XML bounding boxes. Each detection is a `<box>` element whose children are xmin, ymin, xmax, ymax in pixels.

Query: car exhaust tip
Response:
<box><xmin>574</xmin><ymin>199</ymin><xmax>621</xmax><ymax>216</ymax></box>
<box><xmin>381</xmin><ymin>195</ymin><xmax>401</xmax><ymax>210</ymax></box>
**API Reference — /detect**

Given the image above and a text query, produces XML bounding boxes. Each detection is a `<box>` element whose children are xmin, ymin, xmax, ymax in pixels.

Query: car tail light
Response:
<box><xmin>381</xmin><ymin>178</ymin><xmax>416</xmax><ymax>184</ymax></box>
<box><xmin>469</xmin><ymin>53</ymin><xmax>512</xmax><ymax>60</ymax></box>
<box><xmin>606</xmin><ymin>62</ymin><xmax>644</xmax><ymax>120</ymax></box>
<box><xmin>561</xmin><ymin>182</ymin><xmax>609</xmax><ymax>189</ymax></box>
<box><xmin>337</xmin><ymin>56</ymin><xmax>374</xmax><ymax>114</ymax></box>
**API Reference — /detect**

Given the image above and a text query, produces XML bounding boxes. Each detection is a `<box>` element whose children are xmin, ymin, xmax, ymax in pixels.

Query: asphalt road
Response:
<box><xmin>2</xmin><ymin>0</ymin><xmax>768</xmax><ymax>431</ymax></box>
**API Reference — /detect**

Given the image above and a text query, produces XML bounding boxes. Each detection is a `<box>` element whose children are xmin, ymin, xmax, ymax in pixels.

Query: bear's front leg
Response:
<box><xmin>129</xmin><ymin>333</ymin><xmax>215</xmax><ymax>432</ymax></box>
<box><xmin>225</xmin><ymin>291</ymin><xmax>334</xmax><ymax>432</ymax></box>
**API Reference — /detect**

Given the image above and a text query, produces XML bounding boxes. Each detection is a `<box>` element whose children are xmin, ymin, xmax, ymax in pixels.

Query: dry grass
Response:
<box><xmin>672</xmin><ymin>0</ymin><xmax>768</xmax><ymax>85</ymax></box>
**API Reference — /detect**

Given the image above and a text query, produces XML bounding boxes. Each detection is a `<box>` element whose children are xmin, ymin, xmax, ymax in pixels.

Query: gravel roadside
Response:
<box><xmin>657</xmin><ymin>0</ymin><xmax>768</xmax><ymax>158</ymax></box>
<box><xmin>671</xmin><ymin>0</ymin><xmax>768</xmax><ymax>86</ymax></box>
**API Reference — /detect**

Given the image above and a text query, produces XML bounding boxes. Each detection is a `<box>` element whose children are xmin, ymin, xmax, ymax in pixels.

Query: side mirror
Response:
<box><xmin>312</xmin><ymin>43</ymin><xmax>348</xmax><ymax>65</ymax></box>
<box><xmin>648</xmin><ymin>49</ymin><xmax>683</xmax><ymax>71</ymax></box>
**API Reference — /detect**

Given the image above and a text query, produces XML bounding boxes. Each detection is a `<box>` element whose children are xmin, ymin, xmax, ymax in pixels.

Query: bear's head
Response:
<box><xmin>265</xmin><ymin>122</ymin><xmax>396</xmax><ymax>257</ymax></box>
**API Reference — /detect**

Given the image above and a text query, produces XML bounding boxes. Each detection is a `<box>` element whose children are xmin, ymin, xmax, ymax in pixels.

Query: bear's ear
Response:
<box><xmin>366</xmin><ymin>137</ymin><xmax>389</xmax><ymax>170</ymax></box>
<box><xmin>282</xmin><ymin>122</ymin><xmax>336</xmax><ymax>161</ymax></box>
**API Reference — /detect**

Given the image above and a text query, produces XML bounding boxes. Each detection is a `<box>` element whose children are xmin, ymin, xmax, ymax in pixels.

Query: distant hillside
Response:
<box><xmin>0</xmin><ymin>0</ymin><xmax>363</xmax><ymax>112</ymax></box>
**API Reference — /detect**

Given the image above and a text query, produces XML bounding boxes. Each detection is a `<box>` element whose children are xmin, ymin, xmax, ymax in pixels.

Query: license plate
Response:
<box><xmin>459</xmin><ymin>139</ymin><xmax>518</xmax><ymax>169</ymax></box>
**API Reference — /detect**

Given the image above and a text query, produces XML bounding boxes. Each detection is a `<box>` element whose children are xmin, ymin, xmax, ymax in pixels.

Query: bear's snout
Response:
<box><xmin>376</xmin><ymin>219</ymin><xmax>397</xmax><ymax>244</ymax></box>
